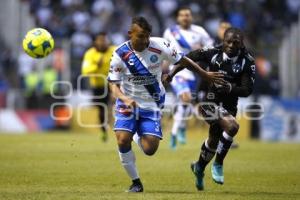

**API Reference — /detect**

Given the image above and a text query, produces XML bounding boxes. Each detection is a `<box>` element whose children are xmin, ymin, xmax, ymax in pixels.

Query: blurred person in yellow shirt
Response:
<box><xmin>82</xmin><ymin>32</ymin><xmax>116</xmax><ymax>142</ymax></box>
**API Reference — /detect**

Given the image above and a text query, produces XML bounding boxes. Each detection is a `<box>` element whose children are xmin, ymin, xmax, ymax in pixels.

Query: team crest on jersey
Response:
<box><xmin>150</xmin><ymin>54</ymin><xmax>158</xmax><ymax>63</ymax></box>
<box><xmin>232</xmin><ymin>63</ymin><xmax>241</xmax><ymax>73</ymax></box>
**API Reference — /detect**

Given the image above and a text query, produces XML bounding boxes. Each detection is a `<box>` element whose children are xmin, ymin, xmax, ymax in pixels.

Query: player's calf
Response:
<box><xmin>116</xmin><ymin>131</ymin><xmax>143</xmax><ymax>192</ymax></box>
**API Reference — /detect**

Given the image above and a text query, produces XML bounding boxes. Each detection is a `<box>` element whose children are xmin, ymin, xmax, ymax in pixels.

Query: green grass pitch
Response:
<box><xmin>0</xmin><ymin>132</ymin><xmax>299</xmax><ymax>200</ymax></box>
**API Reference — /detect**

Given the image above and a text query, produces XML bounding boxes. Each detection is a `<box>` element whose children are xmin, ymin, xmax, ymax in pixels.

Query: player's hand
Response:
<box><xmin>123</xmin><ymin>98</ymin><xmax>137</xmax><ymax>108</ymax></box>
<box><xmin>118</xmin><ymin>98</ymin><xmax>137</xmax><ymax>115</ymax></box>
<box><xmin>204</xmin><ymin>72</ymin><xmax>225</xmax><ymax>85</ymax></box>
<box><xmin>162</xmin><ymin>73</ymin><xmax>172</xmax><ymax>85</ymax></box>
<box><xmin>213</xmin><ymin>81</ymin><xmax>232</xmax><ymax>94</ymax></box>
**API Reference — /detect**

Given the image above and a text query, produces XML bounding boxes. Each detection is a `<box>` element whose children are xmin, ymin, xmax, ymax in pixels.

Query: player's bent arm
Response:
<box><xmin>230</xmin><ymin>62</ymin><xmax>256</xmax><ymax>97</ymax></box>
<box><xmin>177</xmin><ymin>56</ymin><xmax>208</xmax><ymax>78</ymax></box>
<box><xmin>166</xmin><ymin>63</ymin><xmax>185</xmax><ymax>81</ymax></box>
<box><xmin>231</xmin><ymin>73</ymin><xmax>254</xmax><ymax>97</ymax></box>
<box><xmin>167</xmin><ymin>56</ymin><xmax>224</xmax><ymax>85</ymax></box>
<box><xmin>108</xmin><ymin>82</ymin><xmax>136</xmax><ymax>107</ymax></box>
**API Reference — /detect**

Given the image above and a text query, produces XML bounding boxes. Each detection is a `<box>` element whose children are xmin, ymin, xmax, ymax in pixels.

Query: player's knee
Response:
<box><xmin>143</xmin><ymin>148</ymin><xmax>157</xmax><ymax>156</ymax></box>
<box><xmin>142</xmin><ymin>142</ymin><xmax>158</xmax><ymax>156</ymax></box>
<box><xmin>142</xmin><ymin>136</ymin><xmax>159</xmax><ymax>156</ymax></box>
<box><xmin>228</xmin><ymin>121</ymin><xmax>239</xmax><ymax>136</ymax></box>
<box><xmin>117</xmin><ymin>136</ymin><xmax>132</xmax><ymax>148</ymax></box>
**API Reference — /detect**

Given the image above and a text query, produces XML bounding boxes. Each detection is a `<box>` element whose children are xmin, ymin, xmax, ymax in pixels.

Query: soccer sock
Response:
<box><xmin>133</xmin><ymin>134</ymin><xmax>143</xmax><ymax>151</ymax></box>
<box><xmin>198</xmin><ymin>139</ymin><xmax>216</xmax><ymax>171</ymax></box>
<box><xmin>171</xmin><ymin>119</ymin><xmax>181</xmax><ymax>136</ymax></box>
<box><xmin>182</xmin><ymin>104</ymin><xmax>193</xmax><ymax>118</ymax></box>
<box><xmin>178</xmin><ymin>104</ymin><xmax>193</xmax><ymax>132</ymax></box>
<box><xmin>118</xmin><ymin>149</ymin><xmax>139</xmax><ymax>181</ymax></box>
<box><xmin>215</xmin><ymin>131</ymin><xmax>233</xmax><ymax>165</ymax></box>
<box><xmin>171</xmin><ymin>104</ymin><xmax>186</xmax><ymax>135</ymax></box>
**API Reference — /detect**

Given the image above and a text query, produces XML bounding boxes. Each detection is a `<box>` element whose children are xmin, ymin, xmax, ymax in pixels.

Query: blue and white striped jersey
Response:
<box><xmin>108</xmin><ymin>37</ymin><xmax>183</xmax><ymax>111</ymax></box>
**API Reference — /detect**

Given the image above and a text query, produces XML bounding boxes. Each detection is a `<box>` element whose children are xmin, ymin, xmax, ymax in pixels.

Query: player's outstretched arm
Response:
<box><xmin>166</xmin><ymin>56</ymin><xmax>225</xmax><ymax>85</ymax></box>
<box><xmin>109</xmin><ymin>82</ymin><xmax>137</xmax><ymax>108</ymax></box>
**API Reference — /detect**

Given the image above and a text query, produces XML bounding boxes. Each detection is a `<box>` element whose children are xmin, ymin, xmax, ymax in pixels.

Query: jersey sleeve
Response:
<box><xmin>163</xmin><ymin>29</ymin><xmax>171</xmax><ymax>41</ymax></box>
<box><xmin>160</xmin><ymin>39</ymin><xmax>184</xmax><ymax>65</ymax></box>
<box><xmin>199</xmin><ymin>29</ymin><xmax>214</xmax><ymax>48</ymax></box>
<box><xmin>163</xmin><ymin>29</ymin><xmax>182</xmax><ymax>52</ymax></box>
<box><xmin>81</xmin><ymin>50</ymin><xmax>98</xmax><ymax>74</ymax></box>
<box><xmin>246</xmin><ymin>60</ymin><xmax>256</xmax><ymax>86</ymax></box>
<box><xmin>107</xmin><ymin>51</ymin><xmax>125</xmax><ymax>82</ymax></box>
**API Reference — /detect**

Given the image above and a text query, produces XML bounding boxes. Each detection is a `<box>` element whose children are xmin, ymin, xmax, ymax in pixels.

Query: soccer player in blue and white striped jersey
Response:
<box><xmin>107</xmin><ymin>16</ymin><xmax>224</xmax><ymax>192</ymax></box>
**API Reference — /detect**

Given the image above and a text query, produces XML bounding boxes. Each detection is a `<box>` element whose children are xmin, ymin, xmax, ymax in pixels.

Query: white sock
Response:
<box><xmin>133</xmin><ymin>134</ymin><xmax>143</xmax><ymax>151</ymax></box>
<box><xmin>222</xmin><ymin>131</ymin><xmax>233</xmax><ymax>141</ymax></box>
<box><xmin>183</xmin><ymin>104</ymin><xmax>193</xmax><ymax>118</ymax></box>
<box><xmin>171</xmin><ymin>104</ymin><xmax>185</xmax><ymax>135</ymax></box>
<box><xmin>171</xmin><ymin>119</ymin><xmax>181</xmax><ymax>136</ymax></box>
<box><xmin>118</xmin><ymin>150</ymin><xmax>139</xmax><ymax>180</ymax></box>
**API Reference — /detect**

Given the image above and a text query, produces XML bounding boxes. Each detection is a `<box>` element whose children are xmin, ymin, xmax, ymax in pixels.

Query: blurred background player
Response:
<box><xmin>163</xmin><ymin>7</ymin><xmax>214</xmax><ymax>149</ymax></box>
<box><xmin>168</xmin><ymin>27</ymin><xmax>255</xmax><ymax>190</ymax></box>
<box><xmin>108</xmin><ymin>16</ymin><xmax>224</xmax><ymax>192</ymax></box>
<box><xmin>81</xmin><ymin>32</ymin><xmax>115</xmax><ymax>142</ymax></box>
<box><xmin>215</xmin><ymin>22</ymin><xmax>232</xmax><ymax>45</ymax></box>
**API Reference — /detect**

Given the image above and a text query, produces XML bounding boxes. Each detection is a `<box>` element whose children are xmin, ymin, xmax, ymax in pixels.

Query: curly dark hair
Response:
<box><xmin>224</xmin><ymin>27</ymin><xmax>244</xmax><ymax>41</ymax></box>
<box><xmin>131</xmin><ymin>16</ymin><xmax>152</xmax><ymax>34</ymax></box>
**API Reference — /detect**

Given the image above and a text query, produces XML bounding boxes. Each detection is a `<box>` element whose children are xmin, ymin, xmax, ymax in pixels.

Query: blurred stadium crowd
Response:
<box><xmin>0</xmin><ymin>0</ymin><xmax>300</xmax><ymax>107</ymax></box>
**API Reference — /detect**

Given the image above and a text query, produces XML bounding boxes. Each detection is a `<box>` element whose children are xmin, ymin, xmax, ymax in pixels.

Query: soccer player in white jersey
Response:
<box><xmin>107</xmin><ymin>16</ymin><xmax>224</xmax><ymax>192</ymax></box>
<box><xmin>163</xmin><ymin>7</ymin><xmax>214</xmax><ymax>149</ymax></box>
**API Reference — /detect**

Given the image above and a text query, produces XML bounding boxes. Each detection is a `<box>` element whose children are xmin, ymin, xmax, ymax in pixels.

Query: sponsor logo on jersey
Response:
<box><xmin>127</xmin><ymin>75</ymin><xmax>157</xmax><ymax>85</ymax></box>
<box><xmin>215</xmin><ymin>61</ymin><xmax>221</xmax><ymax>67</ymax></box>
